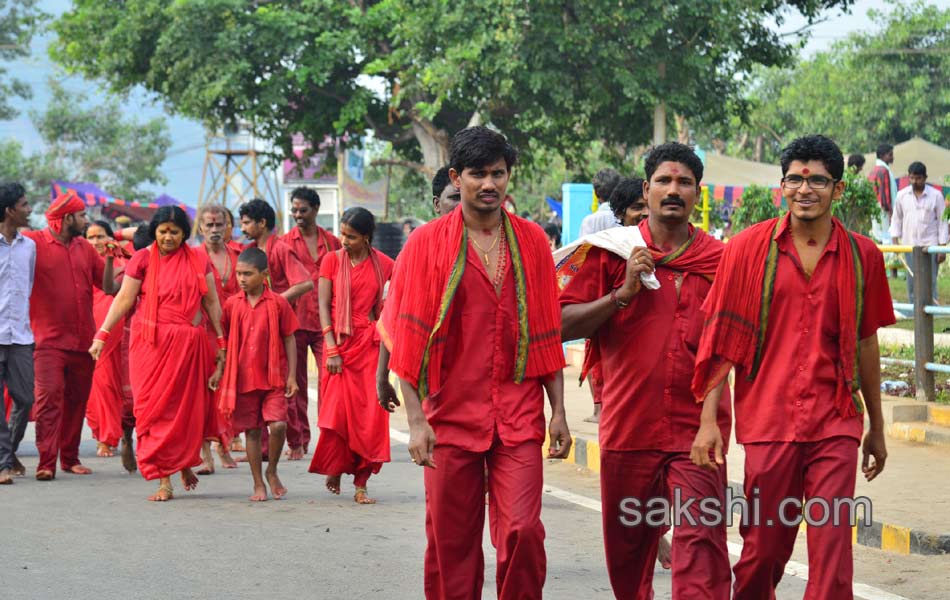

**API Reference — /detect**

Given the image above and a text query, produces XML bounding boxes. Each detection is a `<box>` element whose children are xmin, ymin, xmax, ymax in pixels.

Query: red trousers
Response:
<box><xmin>600</xmin><ymin>450</ymin><xmax>730</xmax><ymax>600</ymax></box>
<box><xmin>424</xmin><ymin>441</ymin><xmax>546</xmax><ymax>600</ymax></box>
<box><xmin>33</xmin><ymin>348</ymin><xmax>94</xmax><ymax>474</ymax></box>
<box><xmin>733</xmin><ymin>436</ymin><xmax>858</xmax><ymax>600</ymax></box>
<box><xmin>289</xmin><ymin>329</ymin><xmax>322</xmax><ymax>450</ymax></box>
<box><xmin>587</xmin><ymin>364</ymin><xmax>604</xmax><ymax>406</ymax></box>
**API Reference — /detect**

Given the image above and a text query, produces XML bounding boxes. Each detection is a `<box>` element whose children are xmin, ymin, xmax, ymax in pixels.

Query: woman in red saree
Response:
<box><xmin>90</xmin><ymin>207</ymin><xmax>225</xmax><ymax>501</ymax></box>
<box><xmin>309</xmin><ymin>207</ymin><xmax>394</xmax><ymax>504</ymax></box>
<box><xmin>84</xmin><ymin>221</ymin><xmax>132</xmax><ymax>459</ymax></box>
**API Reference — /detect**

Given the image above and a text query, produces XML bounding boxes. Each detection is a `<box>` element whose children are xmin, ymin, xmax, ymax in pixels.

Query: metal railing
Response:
<box><xmin>877</xmin><ymin>244</ymin><xmax>950</xmax><ymax>401</ymax></box>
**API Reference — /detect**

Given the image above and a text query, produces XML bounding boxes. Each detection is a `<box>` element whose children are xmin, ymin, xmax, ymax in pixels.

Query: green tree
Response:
<box><xmin>0</xmin><ymin>79</ymin><xmax>171</xmax><ymax>207</ymax></box>
<box><xmin>0</xmin><ymin>0</ymin><xmax>43</xmax><ymax>119</ymax></box>
<box><xmin>50</xmin><ymin>0</ymin><xmax>851</xmax><ymax>178</ymax></box>
<box><xmin>833</xmin><ymin>170</ymin><xmax>881</xmax><ymax>236</ymax></box>
<box><xmin>702</xmin><ymin>1</ymin><xmax>950</xmax><ymax>162</ymax></box>
<box><xmin>731</xmin><ymin>185</ymin><xmax>781</xmax><ymax>232</ymax></box>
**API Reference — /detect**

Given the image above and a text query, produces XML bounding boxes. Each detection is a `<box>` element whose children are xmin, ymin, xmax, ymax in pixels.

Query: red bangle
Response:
<box><xmin>325</xmin><ymin>346</ymin><xmax>340</xmax><ymax>358</ymax></box>
<box><xmin>216</xmin><ymin>336</ymin><xmax>227</xmax><ymax>350</ymax></box>
<box><xmin>93</xmin><ymin>329</ymin><xmax>110</xmax><ymax>343</ymax></box>
<box><xmin>322</xmin><ymin>326</ymin><xmax>333</xmax><ymax>335</ymax></box>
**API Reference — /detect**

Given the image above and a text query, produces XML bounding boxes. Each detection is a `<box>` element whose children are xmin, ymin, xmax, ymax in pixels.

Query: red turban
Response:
<box><xmin>46</xmin><ymin>191</ymin><xmax>86</xmax><ymax>234</ymax></box>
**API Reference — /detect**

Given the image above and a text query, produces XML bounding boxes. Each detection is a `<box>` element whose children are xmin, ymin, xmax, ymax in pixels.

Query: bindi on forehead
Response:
<box><xmin>802</xmin><ymin>167</ymin><xmax>810</xmax><ymax>175</ymax></box>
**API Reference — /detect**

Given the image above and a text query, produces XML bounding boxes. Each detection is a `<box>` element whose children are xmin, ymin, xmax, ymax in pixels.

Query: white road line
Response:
<box><xmin>384</xmin><ymin>426</ymin><xmax>911</xmax><ymax>600</ymax></box>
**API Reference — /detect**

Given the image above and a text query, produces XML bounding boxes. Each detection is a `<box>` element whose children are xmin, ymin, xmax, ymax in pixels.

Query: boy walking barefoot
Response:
<box><xmin>217</xmin><ymin>248</ymin><xmax>299</xmax><ymax>501</ymax></box>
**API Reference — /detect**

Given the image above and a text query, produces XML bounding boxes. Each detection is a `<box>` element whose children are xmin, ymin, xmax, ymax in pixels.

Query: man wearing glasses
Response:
<box><xmin>690</xmin><ymin>135</ymin><xmax>894</xmax><ymax>598</ymax></box>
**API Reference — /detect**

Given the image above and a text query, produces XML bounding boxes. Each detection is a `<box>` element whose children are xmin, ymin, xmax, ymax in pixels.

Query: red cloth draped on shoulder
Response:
<box><xmin>577</xmin><ymin>223</ymin><xmax>723</xmax><ymax>384</ymax></box>
<box><xmin>386</xmin><ymin>208</ymin><xmax>564</xmax><ymax>398</ymax></box>
<box><xmin>126</xmin><ymin>243</ymin><xmax>215</xmax><ymax>480</ymax></box>
<box><xmin>86</xmin><ymin>255</ymin><xmax>129</xmax><ymax>447</ymax></box>
<box><xmin>218</xmin><ymin>287</ymin><xmax>285</xmax><ymax>426</ymax></box>
<box><xmin>691</xmin><ymin>215</ymin><xmax>862</xmax><ymax>418</ymax></box>
<box><xmin>310</xmin><ymin>248</ymin><xmax>394</xmax><ymax>477</ymax></box>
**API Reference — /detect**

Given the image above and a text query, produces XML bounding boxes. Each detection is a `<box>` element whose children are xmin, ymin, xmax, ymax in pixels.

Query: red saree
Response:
<box><xmin>309</xmin><ymin>249</ymin><xmax>394</xmax><ymax>480</ymax></box>
<box><xmin>126</xmin><ymin>244</ymin><xmax>216</xmax><ymax>480</ymax></box>
<box><xmin>85</xmin><ymin>257</ymin><xmax>130</xmax><ymax>447</ymax></box>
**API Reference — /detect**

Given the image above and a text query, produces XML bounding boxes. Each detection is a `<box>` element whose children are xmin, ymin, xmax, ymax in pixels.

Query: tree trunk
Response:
<box><xmin>754</xmin><ymin>135</ymin><xmax>764</xmax><ymax>163</ymax></box>
<box><xmin>410</xmin><ymin>119</ymin><xmax>449</xmax><ymax>176</ymax></box>
<box><xmin>653</xmin><ymin>103</ymin><xmax>666</xmax><ymax>145</ymax></box>
<box><xmin>674</xmin><ymin>113</ymin><xmax>689</xmax><ymax>144</ymax></box>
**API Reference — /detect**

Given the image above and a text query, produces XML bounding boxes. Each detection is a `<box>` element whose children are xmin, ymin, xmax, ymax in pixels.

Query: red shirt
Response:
<box><xmin>425</xmin><ymin>243</ymin><xmax>546</xmax><ymax>452</ymax></box>
<box><xmin>26</xmin><ymin>229</ymin><xmax>105</xmax><ymax>352</ymax></box>
<box><xmin>281</xmin><ymin>226</ymin><xmax>341</xmax><ymax>331</ymax></box>
<box><xmin>560</xmin><ymin>235</ymin><xmax>731</xmax><ymax>452</ymax></box>
<box><xmin>732</xmin><ymin>220</ymin><xmax>895</xmax><ymax>444</ymax></box>
<box><xmin>253</xmin><ymin>236</ymin><xmax>310</xmax><ymax>299</ymax></box>
<box><xmin>196</xmin><ymin>243</ymin><xmax>241</xmax><ymax>305</ymax></box>
<box><xmin>222</xmin><ymin>289</ymin><xmax>299</xmax><ymax>393</ymax></box>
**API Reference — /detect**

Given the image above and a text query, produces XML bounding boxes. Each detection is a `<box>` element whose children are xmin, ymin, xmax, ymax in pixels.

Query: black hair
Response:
<box><xmin>592</xmin><ymin>168</ymin><xmax>622</xmax><ymax>201</ymax></box>
<box><xmin>237</xmin><ymin>247</ymin><xmax>269</xmax><ymax>272</ymax></box>
<box><xmin>908</xmin><ymin>161</ymin><xmax>927</xmax><ymax>177</ymax></box>
<box><xmin>847</xmin><ymin>154</ymin><xmax>866</xmax><ymax>171</ymax></box>
<box><xmin>876</xmin><ymin>143</ymin><xmax>894</xmax><ymax>159</ymax></box>
<box><xmin>341</xmin><ymin>207</ymin><xmax>376</xmax><ymax>243</ymax></box>
<box><xmin>432</xmin><ymin>166</ymin><xmax>452</xmax><ymax>198</ymax></box>
<box><xmin>543</xmin><ymin>222</ymin><xmax>561</xmax><ymax>244</ymax></box>
<box><xmin>0</xmin><ymin>182</ymin><xmax>26</xmax><ymax>223</ymax></box>
<box><xmin>290</xmin><ymin>187</ymin><xmax>321</xmax><ymax>209</ymax></box>
<box><xmin>449</xmin><ymin>126</ymin><xmax>518</xmax><ymax>174</ymax></box>
<box><xmin>607</xmin><ymin>177</ymin><xmax>646</xmax><ymax>221</ymax></box>
<box><xmin>86</xmin><ymin>220</ymin><xmax>115</xmax><ymax>238</ymax></box>
<box><xmin>780</xmin><ymin>135</ymin><xmax>844</xmax><ymax>180</ymax></box>
<box><xmin>148</xmin><ymin>206</ymin><xmax>192</xmax><ymax>241</ymax></box>
<box><xmin>644</xmin><ymin>142</ymin><xmax>704</xmax><ymax>183</ymax></box>
<box><xmin>132</xmin><ymin>224</ymin><xmax>152</xmax><ymax>250</ymax></box>
<box><xmin>238</xmin><ymin>198</ymin><xmax>276</xmax><ymax>230</ymax></box>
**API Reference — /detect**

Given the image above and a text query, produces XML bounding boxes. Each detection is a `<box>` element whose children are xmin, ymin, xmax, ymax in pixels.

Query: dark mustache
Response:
<box><xmin>661</xmin><ymin>197</ymin><xmax>685</xmax><ymax>207</ymax></box>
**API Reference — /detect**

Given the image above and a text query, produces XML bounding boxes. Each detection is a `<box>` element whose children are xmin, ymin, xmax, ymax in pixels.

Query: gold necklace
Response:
<box><xmin>469</xmin><ymin>225</ymin><xmax>502</xmax><ymax>265</ymax></box>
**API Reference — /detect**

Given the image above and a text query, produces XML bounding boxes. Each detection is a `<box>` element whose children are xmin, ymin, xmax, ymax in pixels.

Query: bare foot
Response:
<box><xmin>66</xmin><ymin>464</ymin><xmax>93</xmax><ymax>475</ymax></box>
<box><xmin>234</xmin><ymin>454</ymin><xmax>249</xmax><ymax>463</ymax></box>
<box><xmin>325</xmin><ymin>474</ymin><xmax>341</xmax><ymax>495</ymax></box>
<box><xmin>35</xmin><ymin>469</ymin><xmax>54</xmax><ymax>481</ymax></box>
<box><xmin>180</xmin><ymin>468</ymin><xmax>199</xmax><ymax>491</ymax></box>
<box><xmin>120</xmin><ymin>440</ymin><xmax>136</xmax><ymax>474</ymax></box>
<box><xmin>0</xmin><ymin>468</ymin><xmax>12</xmax><ymax>485</ymax></box>
<box><xmin>657</xmin><ymin>536</ymin><xmax>672</xmax><ymax>570</ymax></box>
<box><xmin>354</xmin><ymin>488</ymin><xmax>376</xmax><ymax>505</ymax></box>
<box><xmin>230</xmin><ymin>436</ymin><xmax>245</xmax><ymax>453</ymax></box>
<box><xmin>148</xmin><ymin>484</ymin><xmax>174</xmax><ymax>502</ymax></box>
<box><xmin>196</xmin><ymin>443</ymin><xmax>215</xmax><ymax>475</ymax></box>
<box><xmin>284</xmin><ymin>446</ymin><xmax>305</xmax><ymax>461</ymax></box>
<box><xmin>266</xmin><ymin>471</ymin><xmax>287</xmax><ymax>499</ymax></box>
<box><xmin>12</xmin><ymin>456</ymin><xmax>25</xmax><ymax>476</ymax></box>
<box><xmin>218</xmin><ymin>450</ymin><xmax>238</xmax><ymax>469</ymax></box>
<box><xmin>249</xmin><ymin>484</ymin><xmax>268</xmax><ymax>502</ymax></box>
<box><xmin>96</xmin><ymin>442</ymin><xmax>115</xmax><ymax>457</ymax></box>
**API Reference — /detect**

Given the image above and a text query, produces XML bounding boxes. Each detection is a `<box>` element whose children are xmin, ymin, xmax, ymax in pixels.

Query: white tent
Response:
<box><xmin>702</xmin><ymin>153</ymin><xmax>782</xmax><ymax>187</ymax></box>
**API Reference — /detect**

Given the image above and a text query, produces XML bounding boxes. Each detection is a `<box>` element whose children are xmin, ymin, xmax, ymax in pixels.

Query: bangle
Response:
<box><xmin>325</xmin><ymin>346</ymin><xmax>340</xmax><ymax>358</ymax></box>
<box><xmin>322</xmin><ymin>326</ymin><xmax>333</xmax><ymax>335</ymax></box>
<box><xmin>216</xmin><ymin>336</ymin><xmax>227</xmax><ymax>350</ymax></box>
<box><xmin>93</xmin><ymin>329</ymin><xmax>110</xmax><ymax>343</ymax></box>
<box><xmin>611</xmin><ymin>289</ymin><xmax>630</xmax><ymax>310</ymax></box>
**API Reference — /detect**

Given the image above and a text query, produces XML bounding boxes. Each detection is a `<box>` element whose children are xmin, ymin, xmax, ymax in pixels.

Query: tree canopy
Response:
<box><xmin>0</xmin><ymin>0</ymin><xmax>42</xmax><ymax>119</ymax></box>
<box><xmin>50</xmin><ymin>0</ymin><xmax>851</xmax><ymax>176</ymax></box>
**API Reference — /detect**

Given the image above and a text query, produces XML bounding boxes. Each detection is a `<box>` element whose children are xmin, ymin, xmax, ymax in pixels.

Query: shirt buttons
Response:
<box><xmin>673</xmin><ymin>312</ymin><xmax>681</xmax><ymax>319</ymax></box>
<box><xmin>807</xmin><ymin>293</ymin><xmax>814</xmax><ymax>300</ymax></box>
<box><xmin>796</xmin><ymin>401</ymin><xmax>803</xmax><ymax>407</ymax></box>
<box><xmin>666</xmin><ymin>352</ymin><xmax>673</xmax><ymax>358</ymax></box>
<box><xmin>803</xmin><ymin>328</ymin><xmax>809</xmax><ymax>334</ymax></box>
<box><xmin>667</xmin><ymin>275</ymin><xmax>674</xmax><ymax>281</ymax></box>
<box><xmin>664</xmin><ymin>388</ymin><xmax>671</xmax><ymax>395</ymax></box>
<box><xmin>798</xmin><ymin>365</ymin><xmax>805</xmax><ymax>372</ymax></box>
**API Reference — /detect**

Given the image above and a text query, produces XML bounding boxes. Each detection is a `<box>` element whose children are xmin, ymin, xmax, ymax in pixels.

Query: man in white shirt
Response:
<box><xmin>579</xmin><ymin>168</ymin><xmax>622</xmax><ymax>236</ymax></box>
<box><xmin>890</xmin><ymin>161</ymin><xmax>947</xmax><ymax>305</ymax></box>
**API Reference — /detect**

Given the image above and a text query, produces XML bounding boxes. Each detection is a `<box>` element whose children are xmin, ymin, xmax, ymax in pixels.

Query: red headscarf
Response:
<box><xmin>46</xmin><ymin>190</ymin><xmax>86</xmax><ymax>234</ymax></box>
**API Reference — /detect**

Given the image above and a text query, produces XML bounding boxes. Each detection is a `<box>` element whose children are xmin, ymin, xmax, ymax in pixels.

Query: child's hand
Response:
<box><xmin>285</xmin><ymin>376</ymin><xmax>299</xmax><ymax>398</ymax></box>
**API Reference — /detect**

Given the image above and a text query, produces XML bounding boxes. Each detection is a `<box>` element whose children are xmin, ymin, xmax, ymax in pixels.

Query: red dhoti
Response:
<box><xmin>733</xmin><ymin>436</ymin><xmax>858</xmax><ymax>600</ymax></box>
<box><xmin>424</xmin><ymin>440</ymin><xmax>545</xmax><ymax>600</ymax></box>
<box><xmin>33</xmin><ymin>348</ymin><xmax>94</xmax><ymax>473</ymax></box>
<box><xmin>600</xmin><ymin>450</ymin><xmax>730</xmax><ymax>600</ymax></box>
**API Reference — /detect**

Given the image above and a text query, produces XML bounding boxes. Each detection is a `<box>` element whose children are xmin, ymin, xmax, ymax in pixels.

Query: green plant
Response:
<box><xmin>731</xmin><ymin>185</ymin><xmax>781</xmax><ymax>232</ymax></box>
<box><xmin>833</xmin><ymin>170</ymin><xmax>881</xmax><ymax>236</ymax></box>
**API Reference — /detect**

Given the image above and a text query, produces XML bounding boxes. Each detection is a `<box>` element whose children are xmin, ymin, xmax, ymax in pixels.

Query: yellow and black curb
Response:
<box><xmin>554</xmin><ymin>432</ymin><xmax>950</xmax><ymax>556</ymax></box>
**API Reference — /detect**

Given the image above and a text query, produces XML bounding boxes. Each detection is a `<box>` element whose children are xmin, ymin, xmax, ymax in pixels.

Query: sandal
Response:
<box><xmin>354</xmin><ymin>487</ymin><xmax>377</xmax><ymax>505</ymax></box>
<box><xmin>148</xmin><ymin>484</ymin><xmax>174</xmax><ymax>502</ymax></box>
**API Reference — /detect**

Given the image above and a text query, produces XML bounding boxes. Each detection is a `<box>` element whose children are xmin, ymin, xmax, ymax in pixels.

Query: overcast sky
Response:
<box><xmin>0</xmin><ymin>0</ymin><xmax>932</xmax><ymax>205</ymax></box>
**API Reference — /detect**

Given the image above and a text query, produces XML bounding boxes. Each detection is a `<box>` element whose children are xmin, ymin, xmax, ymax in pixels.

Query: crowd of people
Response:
<box><xmin>0</xmin><ymin>126</ymin><xmax>894</xmax><ymax>599</ymax></box>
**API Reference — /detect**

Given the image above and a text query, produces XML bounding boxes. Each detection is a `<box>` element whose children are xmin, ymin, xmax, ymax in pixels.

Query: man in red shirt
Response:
<box><xmin>280</xmin><ymin>187</ymin><xmax>340</xmax><ymax>460</ymax></box>
<box><xmin>560</xmin><ymin>143</ymin><xmax>730</xmax><ymax>600</ymax></box>
<box><xmin>238</xmin><ymin>199</ymin><xmax>312</xmax><ymax>303</ymax></box>
<box><xmin>692</xmin><ymin>135</ymin><xmax>893</xmax><ymax>599</ymax></box>
<box><xmin>387</xmin><ymin>127</ymin><xmax>571</xmax><ymax>599</ymax></box>
<box><xmin>27</xmin><ymin>191</ymin><xmax>114</xmax><ymax>480</ymax></box>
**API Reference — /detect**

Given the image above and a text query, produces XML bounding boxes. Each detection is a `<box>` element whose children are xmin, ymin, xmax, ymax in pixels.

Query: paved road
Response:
<box><xmin>1</xmin><ymin>427</ymin><xmax>946</xmax><ymax>599</ymax></box>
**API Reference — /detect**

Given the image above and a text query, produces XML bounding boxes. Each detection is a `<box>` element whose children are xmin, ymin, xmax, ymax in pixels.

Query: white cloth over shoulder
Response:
<box><xmin>553</xmin><ymin>225</ymin><xmax>660</xmax><ymax>290</ymax></box>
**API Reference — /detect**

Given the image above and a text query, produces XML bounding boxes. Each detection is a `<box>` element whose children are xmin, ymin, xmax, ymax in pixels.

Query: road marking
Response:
<box><xmin>386</xmin><ymin>426</ymin><xmax>910</xmax><ymax>600</ymax></box>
